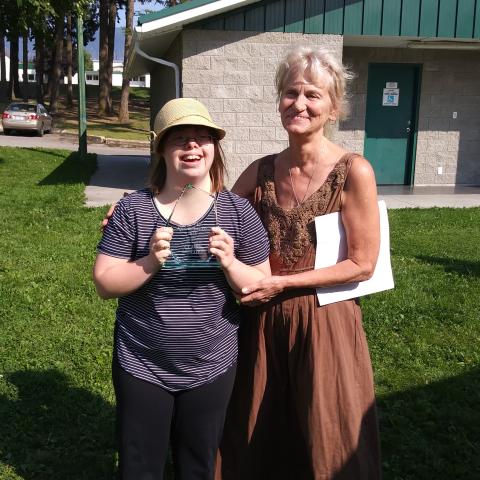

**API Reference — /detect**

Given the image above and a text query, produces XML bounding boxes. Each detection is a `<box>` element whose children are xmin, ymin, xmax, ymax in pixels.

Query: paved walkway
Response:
<box><xmin>85</xmin><ymin>154</ymin><xmax>480</xmax><ymax>208</ymax></box>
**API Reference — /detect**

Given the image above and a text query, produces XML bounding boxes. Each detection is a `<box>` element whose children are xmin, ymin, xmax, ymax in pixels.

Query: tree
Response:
<box><xmin>84</xmin><ymin>50</ymin><xmax>93</xmax><ymax>71</ymax></box>
<box><xmin>0</xmin><ymin>32</ymin><xmax>6</xmax><ymax>99</ymax></box>
<box><xmin>66</xmin><ymin>13</ymin><xmax>73</xmax><ymax>107</ymax></box>
<box><xmin>118</xmin><ymin>0</ymin><xmax>133</xmax><ymax>122</ymax></box>
<box><xmin>98</xmin><ymin>0</ymin><xmax>110</xmax><ymax>116</ymax></box>
<box><xmin>49</xmin><ymin>10</ymin><xmax>64</xmax><ymax>113</ymax></box>
<box><xmin>22</xmin><ymin>29</ymin><xmax>29</xmax><ymax>101</ymax></box>
<box><xmin>106</xmin><ymin>0</ymin><xmax>117</xmax><ymax>114</ymax></box>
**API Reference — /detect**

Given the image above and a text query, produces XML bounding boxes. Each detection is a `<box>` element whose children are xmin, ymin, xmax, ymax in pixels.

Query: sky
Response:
<box><xmin>8</xmin><ymin>1</ymin><xmax>165</xmax><ymax>62</ymax></box>
<box><xmin>116</xmin><ymin>0</ymin><xmax>163</xmax><ymax>25</ymax></box>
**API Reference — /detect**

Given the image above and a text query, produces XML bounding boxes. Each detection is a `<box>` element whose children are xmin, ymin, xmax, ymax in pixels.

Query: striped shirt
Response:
<box><xmin>98</xmin><ymin>188</ymin><xmax>269</xmax><ymax>392</ymax></box>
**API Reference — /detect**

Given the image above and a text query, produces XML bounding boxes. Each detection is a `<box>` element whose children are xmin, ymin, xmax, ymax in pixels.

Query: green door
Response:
<box><xmin>364</xmin><ymin>64</ymin><xmax>420</xmax><ymax>185</ymax></box>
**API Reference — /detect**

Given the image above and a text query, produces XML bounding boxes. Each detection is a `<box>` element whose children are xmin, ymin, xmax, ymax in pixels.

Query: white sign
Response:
<box><xmin>314</xmin><ymin>201</ymin><xmax>394</xmax><ymax>306</ymax></box>
<box><xmin>382</xmin><ymin>88</ymin><xmax>399</xmax><ymax>106</ymax></box>
<box><xmin>386</xmin><ymin>82</ymin><xmax>398</xmax><ymax>88</ymax></box>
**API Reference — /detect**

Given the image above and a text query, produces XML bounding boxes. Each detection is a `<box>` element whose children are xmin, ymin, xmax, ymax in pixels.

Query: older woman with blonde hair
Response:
<box><xmin>217</xmin><ymin>46</ymin><xmax>382</xmax><ymax>479</ymax></box>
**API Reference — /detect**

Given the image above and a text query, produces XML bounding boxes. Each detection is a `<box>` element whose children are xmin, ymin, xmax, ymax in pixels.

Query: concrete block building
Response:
<box><xmin>126</xmin><ymin>0</ymin><xmax>480</xmax><ymax>187</ymax></box>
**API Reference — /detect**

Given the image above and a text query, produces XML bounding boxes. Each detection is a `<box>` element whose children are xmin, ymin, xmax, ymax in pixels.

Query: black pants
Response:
<box><xmin>112</xmin><ymin>358</ymin><xmax>236</xmax><ymax>480</ymax></box>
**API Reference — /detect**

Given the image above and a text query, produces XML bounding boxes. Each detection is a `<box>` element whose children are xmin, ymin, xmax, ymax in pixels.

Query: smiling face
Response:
<box><xmin>279</xmin><ymin>72</ymin><xmax>337</xmax><ymax>138</ymax></box>
<box><xmin>161</xmin><ymin>125</ymin><xmax>216</xmax><ymax>187</ymax></box>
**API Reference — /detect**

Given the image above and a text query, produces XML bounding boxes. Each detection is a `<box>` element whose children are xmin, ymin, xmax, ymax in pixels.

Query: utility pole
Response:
<box><xmin>77</xmin><ymin>14</ymin><xmax>87</xmax><ymax>160</ymax></box>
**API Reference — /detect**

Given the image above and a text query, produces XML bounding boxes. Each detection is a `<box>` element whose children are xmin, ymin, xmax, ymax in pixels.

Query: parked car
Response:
<box><xmin>2</xmin><ymin>103</ymin><xmax>53</xmax><ymax>137</ymax></box>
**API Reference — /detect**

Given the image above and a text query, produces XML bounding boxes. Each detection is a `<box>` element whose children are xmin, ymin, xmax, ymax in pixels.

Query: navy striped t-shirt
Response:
<box><xmin>98</xmin><ymin>188</ymin><xmax>270</xmax><ymax>392</ymax></box>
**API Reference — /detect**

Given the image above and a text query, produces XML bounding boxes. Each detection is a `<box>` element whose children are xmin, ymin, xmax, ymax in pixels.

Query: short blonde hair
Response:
<box><xmin>275</xmin><ymin>45</ymin><xmax>354</xmax><ymax>121</ymax></box>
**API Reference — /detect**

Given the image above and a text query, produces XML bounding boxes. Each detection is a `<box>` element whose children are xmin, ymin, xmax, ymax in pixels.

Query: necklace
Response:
<box><xmin>288</xmin><ymin>158</ymin><xmax>320</xmax><ymax>207</ymax></box>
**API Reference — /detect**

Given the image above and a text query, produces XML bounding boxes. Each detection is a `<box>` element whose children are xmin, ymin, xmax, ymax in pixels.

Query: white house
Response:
<box><xmin>65</xmin><ymin>60</ymin><xmax>150</xmax><ymax>88</ymax></box>
<box><xmin>0</xmin><ymin>55</ymin><xmax>10</xmax><ymax>81</ymax></box>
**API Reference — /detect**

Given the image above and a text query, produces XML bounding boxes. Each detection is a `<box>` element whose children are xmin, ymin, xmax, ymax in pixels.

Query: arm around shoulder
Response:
<box><xmin>231</xmin><ymin>158</ymin><xmax>260</xmax><ymax>199</ymax></box>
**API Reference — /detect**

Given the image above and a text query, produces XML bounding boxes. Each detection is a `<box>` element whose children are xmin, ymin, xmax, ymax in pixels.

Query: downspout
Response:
<box><xmin>134</xmin><ymin>43</ymin><xmax>180</xmax><ymax>98</ymax></box>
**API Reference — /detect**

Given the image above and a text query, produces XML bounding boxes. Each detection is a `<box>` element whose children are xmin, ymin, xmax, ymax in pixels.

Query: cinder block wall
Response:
<box><xmin>343</xmin><ymin>47</ymin><xmax>480</xmax><ymax>186</ymax></box>
<box><xmin>181</xmin><ymin>30</ymin><xmax>343</xmax><ymax>187</ymax></box>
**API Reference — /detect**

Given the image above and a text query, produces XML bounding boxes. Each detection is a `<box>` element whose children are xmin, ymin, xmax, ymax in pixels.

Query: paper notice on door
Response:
<box><xmin>314</xmin><ymin>200</ymin><xmax>394</xmax><ymax>306</ymax></box>
<box><xmin>382</xmin><ymin>88</ymin><xmax>399</xmax><ymax>106</ymax></box>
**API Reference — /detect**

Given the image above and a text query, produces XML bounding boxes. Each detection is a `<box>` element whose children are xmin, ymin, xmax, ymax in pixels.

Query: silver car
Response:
<box><xmin>2</xmin><ymin>102</ymin><xmax>53</xmax><ymax>137</ymax></box>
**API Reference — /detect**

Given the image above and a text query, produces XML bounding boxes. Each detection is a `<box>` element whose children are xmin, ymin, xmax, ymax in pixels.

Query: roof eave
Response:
<box><xmin>126</xmin><ymin>0</ymin><xmax>261</xmax><ymax>76</ymax></box>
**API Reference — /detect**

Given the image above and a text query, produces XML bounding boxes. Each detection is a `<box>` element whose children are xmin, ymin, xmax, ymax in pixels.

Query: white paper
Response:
<box><xmin>314</xmin><ymin>200</ymin><xmax>394</xmax><ymax>306</ymax></box>
<box><xmin>382</xmin><ymin>88</ymin><xmax>399</xmax><ymax>106</ymax></box>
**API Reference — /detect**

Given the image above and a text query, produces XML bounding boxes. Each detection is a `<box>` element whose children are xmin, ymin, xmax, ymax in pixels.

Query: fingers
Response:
<box><xmin>101</xmin><ymin>203</ymin><xmax>117</xmax><ymax>231</ymax></box>
<box><xmin>152</xmin><ymin>226</ymin><xmax>173</xmax><ymax>242</ymax></box>
<box><xmin>209</xmin><ymin>227</ymin><xmax>234</xmax><ymax>268</ymax></box>
<box><xmin>150</xmin><ymin>227</ymin><xmax>173</xmax><ymax>266</ymax></box>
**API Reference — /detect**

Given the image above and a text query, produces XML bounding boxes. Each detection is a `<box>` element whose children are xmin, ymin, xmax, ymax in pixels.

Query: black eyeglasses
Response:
<box><xmin>168</xmin><ymin>134</ymin><xmax>215</xmax><ymax>147</ymax></box>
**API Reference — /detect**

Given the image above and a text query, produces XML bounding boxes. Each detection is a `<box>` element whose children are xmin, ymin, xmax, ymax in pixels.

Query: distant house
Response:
<box><xmin>126</xmin><ymin>0</ymin><xmax>480</xmax><ymax>187</ymax></box>
<box><xmin>65</xmin><ymin>60</ymin><xmax>150</xmax><ymax>88</ymax></box>
<box><xmin>0</xmin><ymin>55</ymin><xmax>11</xmax><ymax>81</ymax></box>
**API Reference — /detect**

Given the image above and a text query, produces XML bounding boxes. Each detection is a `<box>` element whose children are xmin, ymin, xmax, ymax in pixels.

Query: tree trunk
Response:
<box><xmin>118</xmin><ymin>0</ymin><xmax>134</xmax><ymax>123</ymax></box>
<box><xmin>35</xmin><ymin>30</ymin><xmax>45</xmax><ymax>104</ymax></box>
<box><xmin>8</xmin><ymin>36</ymin><xmax>21</xmax><ymax>101</ymax></box>
<box><xmin>66</xmin><ymin>13</ymin><xmax>73</xmax><ymax>108</ymax></box>
<box><xmin>0</xmin><ymin>32</ymin><xmax>6</xmax><ymax>99</ymax></box>
<box><xmin>49</xmin><ymin>13</ymin><xmax>64</xmax><ymax>114</ymax></box>
<box><xmin>22</xmin><ymin>29</ymin><xmax>29</xmax><ymax>101</ymax></box>
<box><xmin>106</xmin><ymin>0</ymin><xmax>117</xmax><ymax>115</ymax></box>
<box><xmin>98</xmin><ymin>0</ymin><xmax>110</xmax><ymax>116</ymax></box>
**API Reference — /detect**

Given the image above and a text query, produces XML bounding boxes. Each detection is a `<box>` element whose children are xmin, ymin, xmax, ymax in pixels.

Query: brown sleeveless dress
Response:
<box><xmin>216</xmin><ymin>153</ymin><xmax>381</xmax><ymax>480</ymax></box>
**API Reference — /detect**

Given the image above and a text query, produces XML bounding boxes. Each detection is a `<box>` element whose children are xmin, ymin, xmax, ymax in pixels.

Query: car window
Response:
<box><xmin>8</xmin><ymin>104</ymin><xmax>36</xmax><ymax>112</ymax></box>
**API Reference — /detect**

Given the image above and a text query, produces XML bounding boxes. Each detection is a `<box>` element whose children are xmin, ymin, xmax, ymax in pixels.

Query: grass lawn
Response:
<box><xmin>0</xmin><ymin>146</ymin><xmax>479</xmax><ymax>479</ymax></box>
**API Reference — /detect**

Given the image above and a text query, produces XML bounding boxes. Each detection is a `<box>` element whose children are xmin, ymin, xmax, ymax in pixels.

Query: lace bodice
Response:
<box><xmin>255</xmin><ymin>153</ymin><xmax>354</xmax><ymax>270</ymax></box>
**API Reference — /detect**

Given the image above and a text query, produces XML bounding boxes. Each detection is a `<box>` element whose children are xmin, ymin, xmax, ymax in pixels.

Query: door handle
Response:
<box><xmin>406</xmin><ymin>127</ymin><xmax>411</xmax><ymax>133</ymax></box>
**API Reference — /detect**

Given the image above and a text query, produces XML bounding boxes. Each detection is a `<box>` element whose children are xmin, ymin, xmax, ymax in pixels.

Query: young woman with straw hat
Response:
<box><xmin>93</xmin><ymin>97</ymin><xmax>270</xmax><ymax>480</ymax></box>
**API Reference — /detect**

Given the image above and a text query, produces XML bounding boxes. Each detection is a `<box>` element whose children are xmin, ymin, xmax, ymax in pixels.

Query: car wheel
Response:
<box><xmin>3</xmin><ymin>129</ymin><xmax>11</xmax><ymax>135</ymax></box>
<box><xmin>37</xmin><ymin>124</ymin><xmax>44</xmax><ymax>137</ymax></box>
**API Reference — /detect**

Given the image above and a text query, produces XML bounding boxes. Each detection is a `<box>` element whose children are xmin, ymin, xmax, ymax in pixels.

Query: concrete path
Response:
<box><xmin>378</xmin><ymin>185</ymin><xmax>480</xmax><ymax>208</ymax></box>
<box><xmin>85</xmin><ymin>154</ymin><xmax>150</xmax><ymax>207</ymax></box>
<box><xmin>84</xmin><ymin>154</ymin><xmax>480</xmax><ymax>208</ymax></box>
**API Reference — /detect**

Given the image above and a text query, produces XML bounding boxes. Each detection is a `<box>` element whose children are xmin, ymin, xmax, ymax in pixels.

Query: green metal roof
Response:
<box><xmin>138</xmin><ymin>0</ymin><xmax>218</xmax><ymax>25</ymax></box>
<box><xmin>176</xmin><ymin>0</ymin><xmax>480</xmax><ymax>39</ymax></box>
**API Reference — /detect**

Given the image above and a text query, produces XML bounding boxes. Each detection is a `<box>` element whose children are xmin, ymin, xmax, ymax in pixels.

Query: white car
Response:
<box><xmin>2</xmin><ymin>102</ymin><xmax>53</xmax><ymax>137</ymax></box>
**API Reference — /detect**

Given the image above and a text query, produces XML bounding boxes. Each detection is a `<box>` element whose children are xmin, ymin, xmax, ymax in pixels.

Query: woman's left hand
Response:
<box><xmin>239</xmin><ymin>276</ymin><xmax>285</xmax><ymax>306</ymax></box>
<box><xmin>209</xmin><ymin>227</ymin><xmax>235</xmax><ymax>269</ymax></box>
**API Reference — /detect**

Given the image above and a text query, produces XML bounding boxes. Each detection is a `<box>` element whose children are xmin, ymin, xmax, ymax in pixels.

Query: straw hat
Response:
<box><xmin>151</xmin><ymin>98</ymin><xmax>226</xmax><ymax>152</ymax></box>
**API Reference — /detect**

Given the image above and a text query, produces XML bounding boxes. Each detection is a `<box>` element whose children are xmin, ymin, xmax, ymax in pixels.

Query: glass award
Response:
<box><xmin>162</xmin><ymin>184</ymin><xmax>220</xmax><ymax>270</ymax></box>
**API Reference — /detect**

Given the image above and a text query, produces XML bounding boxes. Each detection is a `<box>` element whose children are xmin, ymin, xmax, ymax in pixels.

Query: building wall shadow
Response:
<box><xmin>376</xmin><ymin>366</ymin><xmax>480</xmax><ymax>479</ymax></box>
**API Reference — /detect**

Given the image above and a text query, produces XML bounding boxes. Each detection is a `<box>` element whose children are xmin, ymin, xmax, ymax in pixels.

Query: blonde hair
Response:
<box><xmin>275</xmin><ymin>45</ymin><xmax>354</xmax><ymax>121</ymax></box>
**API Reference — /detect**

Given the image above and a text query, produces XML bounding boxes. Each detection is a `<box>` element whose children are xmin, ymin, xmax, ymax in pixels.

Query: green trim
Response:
<box><xmin>324</xmin><ymin>0</ymin><xmax>344</xmax><ymax>34</ymax></box>
<box><xmin>363</xmin><ymin>0</ymin><xmax>382</xmax><ymax>35</ymax></box>
<box><xmin>475</xmin><ymin>1</ymin><xmax>480</xmax><ymax>38</ymax></box>
<box><xmin>382</xmin><ymin>0</ymin><xmax>402</xmax><ymax>36</ymax></box>
<box><xmin>265</xmin><ymin>0</ymin><xmax>285</xmax><ymax>32</ymax></box>
<box><xmin>419</xmin><ymin>0</ymin><xmax>439</xmax><ymax>36</ymax></box>
<box><xmin>285</xmin><ymin>0</ymin><xmax>305</xmax><ymax>33</ymax></box>
<box><xmin>138</xmin><ymin>0</ymin><xmax>218</xmax><ymax>25</ymax></box>
<box><xmin>142</xmin><ymin>0</ymin><xmax>480</xmax><ymax>39</ymax></box>
<box><xmin>438</xmin><ymin>0</ymin><xmax>457</xmax><ymax>38</ymax></box>
<box><xmin>401</xmin><ymin>0</ymin><xmax>421</xmax><ymax>36</ymax></box>
<box><xmin>456</xmin><ymin>0</ymin><xmax>476</xmax><ymax>38</ymax></box>
<box><xmin>304</xmin><ymin>0</ymin><xmax>324</xmax><ymax>34</ymax></box>
<box><xmin>344</xmin><ymin>0</ymin><xmax>363</xmax><ymax>35</ymax></box>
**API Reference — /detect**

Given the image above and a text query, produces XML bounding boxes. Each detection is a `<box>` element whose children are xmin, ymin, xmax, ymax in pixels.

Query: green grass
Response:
<box><xmin>0</xmin><ymin>146</ymin><xmax>479</xmax><ymax>479</ymax></box>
